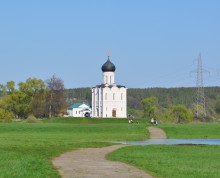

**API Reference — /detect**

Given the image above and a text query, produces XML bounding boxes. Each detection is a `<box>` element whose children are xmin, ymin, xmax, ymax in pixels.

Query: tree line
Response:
<box><xmin>127</xmin><ymin>87</ymin><xmax>220</xmax><ymax>120</ymax></box>
<box><xmin>1</xmin><ymin>81</ymin><xmax>220</xmax><ymax>122</ymax></box>
<box><xmin>0</xmin><ymin>75</ymin><xmax>66</xmax><ymax>121</ymax></box>
<box><xmin>66</xmin><ymin>87</ymin><xmax>220</xmax><ymax>122</ymax></box>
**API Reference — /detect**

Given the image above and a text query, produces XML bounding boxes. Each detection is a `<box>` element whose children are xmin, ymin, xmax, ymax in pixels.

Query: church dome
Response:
<box><xmin>101</xmin><ymin>56</ymin><xmax>116</xmax><ymax>72</ymax></box>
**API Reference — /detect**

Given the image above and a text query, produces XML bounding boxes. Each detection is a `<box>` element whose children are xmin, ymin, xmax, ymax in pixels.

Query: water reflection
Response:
<box><xmin>122</xmin><ymin>139</ymin><xmax>220</xmax><ymax>145</ymax></box>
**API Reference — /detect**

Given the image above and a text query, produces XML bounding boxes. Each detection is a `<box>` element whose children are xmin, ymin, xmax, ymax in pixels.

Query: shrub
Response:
<box><xmin>25</xmin><ymin>115</ymin><xmax>39</xmax><ymax>123</ymax></box>
<box><xmin>169</xmin><ymin>104</ymin><xmax>193</xmax><ymax>123</ymax></box>
<box><xmin>0</xmin><ymin>108</ymin><xmax>14</xmax><ymax>122</ymax></box>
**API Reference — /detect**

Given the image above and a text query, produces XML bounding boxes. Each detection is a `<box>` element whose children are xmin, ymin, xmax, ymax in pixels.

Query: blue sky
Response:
<box><xmin>0</xmin><ymin>0</ymin><xmax>220</xmax><ymax>89</ymax></box>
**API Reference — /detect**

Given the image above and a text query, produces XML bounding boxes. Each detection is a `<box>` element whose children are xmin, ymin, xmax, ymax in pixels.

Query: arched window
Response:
<box><xmin>113</xmin><ymin>93</ymin><xmax>115</xmax><ymax>100</ymax></box>
<box><xmin>121</xmin><ymin>93</ymin><xmax>123</xmax><ymax>100</ymax></box>
<box><xmin>105</xmin><ymin>93</ymin><xmax>107</xmax><ymax>100</ymax></box>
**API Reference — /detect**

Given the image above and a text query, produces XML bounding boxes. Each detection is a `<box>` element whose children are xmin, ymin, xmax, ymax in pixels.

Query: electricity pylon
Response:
<box><xmin>195</xmin><ymin>53</ymin><xmax>206</xmax><ymax>119</ymax></box>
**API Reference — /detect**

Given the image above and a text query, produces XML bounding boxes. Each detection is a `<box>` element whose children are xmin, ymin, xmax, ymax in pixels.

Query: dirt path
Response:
<box><xmin>148</xmin><ymin>127</ymin><xmax>167</xmax><ymax>139</ymax></box>
<box><xmin>52</xmin><ymin>144</ymin><xmax>152</xmax><ymax>178</ymax></box>
<box><xmin>52</xmin><ymin>127</ymin><xmax>167</xmax><ymax>178</ymax></box>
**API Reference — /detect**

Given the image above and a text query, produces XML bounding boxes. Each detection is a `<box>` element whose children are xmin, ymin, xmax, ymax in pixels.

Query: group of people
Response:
<box><xmin>128</xmin><ymin>118</ymin><xmax>158</xmax><ymax>125</ymax></box>
<box><xmin>128</xmin><ymin>119</ymin><xmax>139</xmax><ymax>124</ymax></box>
<box><xmin>128</xmin><ymin>119</ymin><xmax>134</xmax><ymax>124</ymax></box>
<box><xmin>151</xmin><ymin>117</ymin><xmax>158</xmax><ymax>126</ymax></box>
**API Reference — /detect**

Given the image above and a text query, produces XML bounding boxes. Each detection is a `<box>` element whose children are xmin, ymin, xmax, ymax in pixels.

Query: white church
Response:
<box><xmin>92</xmin><ymin>54</ymin><xmax>127</xmax><ymax>118</ymax></box>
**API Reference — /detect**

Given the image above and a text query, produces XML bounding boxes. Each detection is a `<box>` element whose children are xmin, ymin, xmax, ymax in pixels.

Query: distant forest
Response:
<box><xmin>66</xmin><ymin>87</ymin><xmax>220</xmax><ymax>118</ymax></box>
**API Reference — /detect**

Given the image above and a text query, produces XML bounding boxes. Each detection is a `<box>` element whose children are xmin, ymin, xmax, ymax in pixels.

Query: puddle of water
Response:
<box><xmin>121</xmin><ymin>139</ymin><xmax>220</xmax><ymax>145</ymax></box>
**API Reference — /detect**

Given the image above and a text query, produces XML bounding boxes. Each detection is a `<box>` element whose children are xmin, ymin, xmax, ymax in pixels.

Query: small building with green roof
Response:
<box><xmin>67</xmin><ymin>103</ymin><xmax>92</xmax><ymax>117</ymax></box>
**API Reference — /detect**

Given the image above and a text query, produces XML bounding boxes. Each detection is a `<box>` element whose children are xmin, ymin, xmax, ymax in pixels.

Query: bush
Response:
<box><xmin>162</xmin><ymin>109</ymin><xmax>173</xmax><ymax>123</ymax></box>
<box><xmin>25</xmin><ymin>115</ymin><xmax>39</xmax><ymax>123</ymax></box>
<box><xmin>169</xmin><ymin>104</ymin><xmax>193</xmax><ymax>123</ymax></box>
<box><xmin>0</xmin><ymin>109</ymin><xmax>14</xmax><ymax>122</ymax></box>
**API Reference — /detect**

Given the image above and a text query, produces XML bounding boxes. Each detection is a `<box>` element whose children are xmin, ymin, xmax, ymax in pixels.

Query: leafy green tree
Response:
<box><xmin>0</xmin><ymin>78</ymin><xmax>46</xmax><ymax>119</ymax></box>
<box><xmin>31</xmin><ymin>90</ymin><xmax>48</xmax><ymax>118</ymax></box>
<box><xmin>215</xmin><ymin>95</ymin><xmax>220</xmax><ymax>114</ymax></box>
<box><xmin>6</xmin><ymin>81</ymin><xmax>15</xmax><ymax>93</ymax></box>
<box><xmin>18</xmin><ymin>78</ymin><xmax>46</xmax><ymax>97</ymax></box>
<box><xmin>169</xmin><ymin>104</ymin><xmax>193</xmax><ymax>123</ymax></box>
<box><xmin>0</xmin><ymin>108</ymin><xmax>14</xmax><ymax>122</ymax></box>
<box><xmin>0</xmin><ymin>84</ymin><xmax>7</xmax><ymax>97</ymax></box>
<box><xmin>192</xmin><ymin>103</ymin><xmax>205</xmax><ymax>119</ymax></box>
<box><xmin>18</xmin><ymin>78</ymin><xmax>47</xmax><ymax>118</ymax></box>
<box><xmin>0</xmin><ymin>91</ymin><xmax>31</xmax><ymax>118</ymax></box>
<box><xmin>142</xmin><ymin>96</ymin><xmax>159</xmax><ymax>118</ymax></box>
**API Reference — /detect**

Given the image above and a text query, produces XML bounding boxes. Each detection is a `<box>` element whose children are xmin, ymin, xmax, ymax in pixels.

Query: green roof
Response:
<box><xmin>68</xmin><ymin>103</ymin><xmax>91</xmax><ymax>109</ymax></box>
<box><xmin>68</xmin><ymin>103</ymin><xmax>81</xmax><ymax>109</ymax></box>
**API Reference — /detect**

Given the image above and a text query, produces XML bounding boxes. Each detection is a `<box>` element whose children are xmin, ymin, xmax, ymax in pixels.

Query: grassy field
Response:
<box><xmin>159</xmin><ymin>122</ymin><xmax>220</xmax><ymax>139</ymax></box>
<box><xmin>108</xmin><ymin>145</ymin><xmax>220</xmax><ymax>178</ymax></box>
<box><xmin>108</xmin><ymin>122</ymin><xmax>220</xmax><ymax>178</ymax></box>
<box><xmin>1</xmin><ymin>118</ymin><xmax>220</xmax><ymax>178</ymax></box>
<box><xmin>0</xmin><ymin>118</ymin><xmax>147</xmax><ymax>178</ymax></box>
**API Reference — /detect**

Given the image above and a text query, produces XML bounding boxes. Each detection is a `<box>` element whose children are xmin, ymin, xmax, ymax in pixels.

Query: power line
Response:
<box><xmin>143</xmin><ymin>64</ymin><xmax>194</xmax><ymax>87</ymax></box>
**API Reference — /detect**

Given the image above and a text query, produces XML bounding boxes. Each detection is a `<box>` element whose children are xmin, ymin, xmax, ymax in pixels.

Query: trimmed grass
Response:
<box><xmin>159</xmin><ymin>122</ymin><xmax>220</xmax><ymax>139</ymax></box>
<box><xmin>108</xmin><ymin>145</ymin><xmax>220</xmax><ymax>178</ymax></box>
<box><xmin>1</xmin><ymin>118</ymin><xmax>220</xmax><ymax>178</ymax></box>
<box><xmin>0</xmin><ymin>118</ymin><xmax>147</xmax><ymax>178</ymax></box>
<box><xmin>108</xmin><ymin>122</ymin><xmax>220</xmax><ymax>178</ymax></box>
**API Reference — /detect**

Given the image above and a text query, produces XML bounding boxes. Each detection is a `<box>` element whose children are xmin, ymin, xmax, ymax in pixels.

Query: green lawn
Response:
<box><xmin>1</xmin><ymin>119</ymin><xmax>220</xmax><ymax>178</ymax></box>
<box><xmin>108</xmin><ymin>145</ymin><xmax>220</xmax><ymax>178</ymax></box>
<box><xmin>108</xmin><ymin>122</ymin><xmax>220</xmax><ymax>178</ymax></box>
<box><xmin>159</xmin><ymin>122</ymin><xmax>220</xmax><ymax>139</ymax></box>
<box><xmin>0</xmin><ymin>118</ymin><xmax>147</xmax><ymax>178</ymax></box>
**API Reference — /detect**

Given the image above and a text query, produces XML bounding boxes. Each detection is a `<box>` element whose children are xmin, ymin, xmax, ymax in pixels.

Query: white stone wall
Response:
<box><xmin>92</xmin><ymin>87</ymin><xmax>103</xmax><ymax>117</ymax></box>
<box><xmin>67</xmin><ymin>104</ymin><xmax>92</xmax><ymax>117</ymax></box>
<box><xmin>92</xmin><ymin>85</ymin><xmax>127</xmax><ymax>118</ymax></box>
<box><xmin>102</xmin><ymin>86</ymin><xmax>127</xmax><ymax>118</ymax></box>
<box><xmin>67</xmin><ymin>108</ymin><xmax>82</xmax><ymax>117</ymax></box>
<box><xmin>102</xmin><ymin>72</ymin><xmax>115</xmax><ymax>85</ymax></box>
<box><xmin>67</xmin><ymin>109</ymin><xmax>73</xmax><ymax>116</ymax></box>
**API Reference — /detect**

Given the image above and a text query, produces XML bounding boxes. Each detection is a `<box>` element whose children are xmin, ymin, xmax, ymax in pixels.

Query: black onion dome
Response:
<box><xmin>101</xmin><ymin>56</ymin><xmax>116</xmax><ymax>72</ymax></box>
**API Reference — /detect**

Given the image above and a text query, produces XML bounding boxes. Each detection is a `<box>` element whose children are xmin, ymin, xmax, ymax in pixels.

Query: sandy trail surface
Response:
<box><xmin>52</xmin><ymin>126</ymin><xmax>167</xmax><ymax>178</ymax></box>
<box><xmin>148</xmin><ymin>126</ymin><xmax>167</xmax><ymax>139</ymax></box>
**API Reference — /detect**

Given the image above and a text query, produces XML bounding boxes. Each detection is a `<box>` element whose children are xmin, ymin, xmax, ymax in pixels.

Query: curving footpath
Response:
<box><xmin>148</xmin><ymin>126</ymin><xmax>167</xmax><ymax>139</ymax></box>
<box><xmin>52</xmin><ymin>126</ymin><xmax>166</xmax><ymax>178</ymax></box>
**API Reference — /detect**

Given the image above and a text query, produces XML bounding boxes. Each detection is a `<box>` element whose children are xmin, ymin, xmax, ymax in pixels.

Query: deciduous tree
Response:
<box><xmin>0</xmin><ymin>78</ymin><xmax>47</xmax><ymax>119</ymax></box>
<box><xmin>142</xmin><ymin>96</ymin><xmax>159</xmax><ymax>118</ymax></box>
<box><xmin>46</xmin><ymin>75</ymin><xmax>66</xmax><ymax>118</ymax></box>
<box><xmin>0</xmin><ymin>91</ymin><xmax>31</xmax><ymax>118</ymax></box>
<box><xmin>169</xmin><ymin>104</ymin><xmax>193</xmax><ymax>123</ymax></box>
<box><xmin>0</xmin><ymin>108</ymin><xmax>14</xmax><ymax>122</ymax></box>
<box><xmin>215</xmin><ymin>95</ymin><xmax>220</xmax><ymax>114</ymax></box>
<box><xmin>18</xmin><ymin>78</ymin><xmax>46</xmax><ymax>97</ymax></box>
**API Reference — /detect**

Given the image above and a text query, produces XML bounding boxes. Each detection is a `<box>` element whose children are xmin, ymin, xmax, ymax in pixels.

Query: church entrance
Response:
<box><xmin>112</xmin><ymin>109</ymin><xmax>116</xmax><ymax>117</ymax></box>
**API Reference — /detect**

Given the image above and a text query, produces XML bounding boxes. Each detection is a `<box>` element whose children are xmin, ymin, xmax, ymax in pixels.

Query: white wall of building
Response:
<box><xmin>103</xmin><ymin>72</ymin><xmax>115</xmax><ymax>85</ymax></box>
<box><xmin>67</xmin><ymin>104</ymin><xmax>92</xmax><ymax>117</ymax></box>
<box><xmin>102</xmin><ymin>86</ymin><xmax>127</xmax><ymax>118</ymax></box>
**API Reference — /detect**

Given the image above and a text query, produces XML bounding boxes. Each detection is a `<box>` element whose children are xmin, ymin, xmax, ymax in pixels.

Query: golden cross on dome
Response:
<box><xmin>107</xmin><ymin>49</ymin><xmax>111</xmax><ymax>58</ymax></box>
